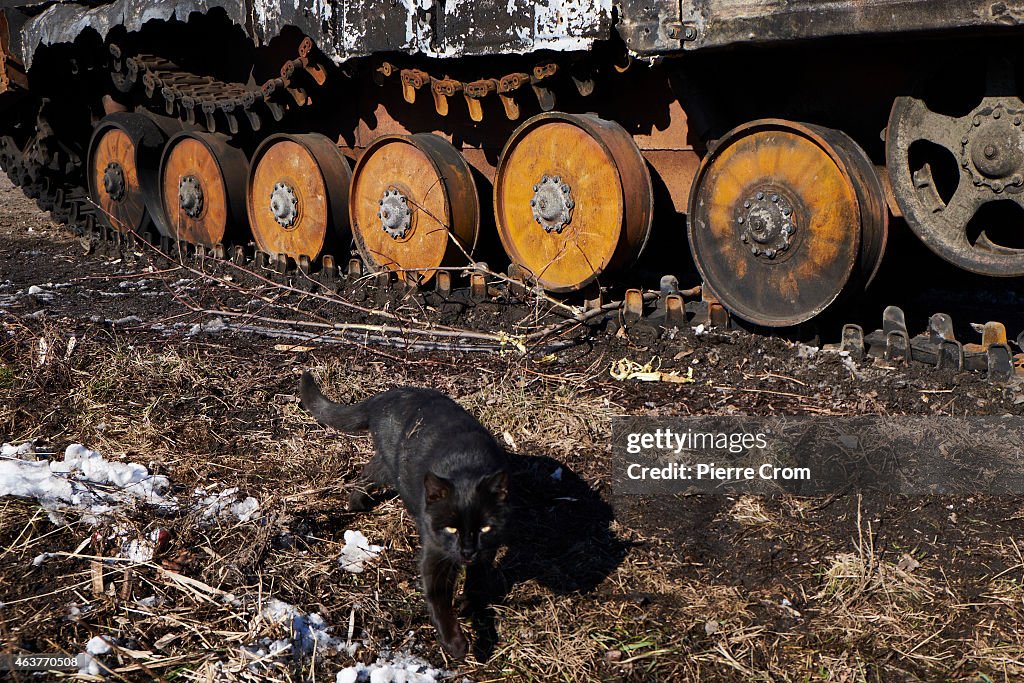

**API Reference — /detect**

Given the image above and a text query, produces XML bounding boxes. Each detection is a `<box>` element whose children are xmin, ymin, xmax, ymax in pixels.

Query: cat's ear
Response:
<box><xmin>481</xmin><ymin>471</ymin><xmax>509</xmax><ymax>503</ymax></box>
<box><xmin>424</xmin><ymin>472</ymin><xmax>452</xmax><ymax>504</ymax></box>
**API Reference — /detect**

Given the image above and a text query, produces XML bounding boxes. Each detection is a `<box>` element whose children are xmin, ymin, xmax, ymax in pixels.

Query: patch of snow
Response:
<box><xmin>86</xmin><ymin>635</ymin><xmax>112</xmax><ymax>655</ymax></box>
<box><xmin>77</xmin><ymin>652</ymin><xmax>104</xmax><ymax>676</ymax></box>
<box><xmin>187</xmin><ymin>317</ymin><xmax>228</xmax><ymax>336</ymax></box>
<box><xmin>2</xmin><ymin>442</ymin><xmax>36</xmax><ymax>458</ymax></box>
<box><xmin>339</xmin><ymin>530</ymin><xmax>383</xmax><ymax>574</ymax></box>
<box><xmin>335</xmin><ymin>650</ymin><xmax>447</xmax><ymax>683</ymax></box>
<box><xmin>194</xmin><ymin>486</ymin><xmax>261</xmax><ymax>523</ymax></box>
<box><xmin>796</xmin><ymin>344</ymin><xmax>818</xmax><ymax>359</ymax></box>
<box><xmin>32</xmin><ymin>552</ymin><xmax>55</xmax><ymax>566</ymax></box>
<box><xmin>242</xmin><ymin>599</ymin><xmax>344</xmax><ymax>670</ymax></box>
<box><xmin>0</xmin><ymin>443</ymin><xmax>173</xmax><ymax>524</ymax></box>
<box><xmin>841</xmin><ymin>354</ymin><xmax>861</xmax><ymax>378</ymax></box>
<box><xmin>78</xmin><ymin>636</ymin><xmax>116</xmax><ymax>676</ymax></box>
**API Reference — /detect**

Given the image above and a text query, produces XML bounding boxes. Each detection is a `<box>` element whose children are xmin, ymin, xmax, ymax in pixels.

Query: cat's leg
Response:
<box><xmin>421</xmin><ymin>548</ymin><xmax>468</xmax><ymax>659</ymax></box>
<box><xmin>463</xmin><ymin>551</ymin><xmax>500</xmax><ymax>660</ymax></box>
<box><xmin>348</xmin><ymin>456</ymin><xmax>393</xmax><ymax>511</ymax></box>
<box><xmin>460</xmin><ymin>551</ymin><xmax>497</xmax><ymax>615</ymax></box>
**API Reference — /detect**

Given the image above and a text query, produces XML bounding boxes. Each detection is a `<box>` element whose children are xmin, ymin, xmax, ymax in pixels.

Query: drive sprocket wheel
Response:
<box><xmin>494</xmin><ymin>112</ymin><xmax>653</xmax><ymax>293</ymax></box>
<box><xmin>349</xmin><ymin>133</ymin><xmax>479</xmax><ymax>284</ymax></box>
<box><xmin>887</xmin><ymin>59</ymin><xmax>1024</xmax><ymax>275</ymax></box>
<box><xmin>688</xmin><ymin>119</ymin><xmax>888</xmax><ymax>327</ymax></box>
<box><xmin>159</xmin><ymin>131</ymin><xmax>248</xmax><ymax>247</ymax></box>
<box><xmin>247</xmin><ymin>133</ymin><xmax>351</xmax><ymax>262</ymax></box>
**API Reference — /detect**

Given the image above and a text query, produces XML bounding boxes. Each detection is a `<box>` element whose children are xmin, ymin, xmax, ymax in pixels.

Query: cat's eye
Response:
<box><xmin>480</xmin><ymin>525</ymin><xmax>492</xmax><ymax>533</ymax></box>
<box><xmin>443</xmin><ymin>526</ymin><xmax>458</xmax><ymax>534</ymax></box>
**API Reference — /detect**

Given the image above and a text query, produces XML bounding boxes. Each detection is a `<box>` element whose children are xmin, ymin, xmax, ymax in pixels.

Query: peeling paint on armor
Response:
<box><xmin>14</xmin><ymin>0</ymin><xmax>1024</xmax><ymax>69</ymax></box>
<box><xmin>15</xmin><ymin>0</ymin><xmax>612</xmax><ymax>67</ymax></box>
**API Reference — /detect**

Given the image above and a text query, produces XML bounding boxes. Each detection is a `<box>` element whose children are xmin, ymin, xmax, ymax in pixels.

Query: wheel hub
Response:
<box><xmin>962</xmin><ymin>103</ymin><xmax>1024</xmax><ymax>193</ymax></box>
<box><xmin>269</xmin><ymin>182</ymin><xmax>298</xmax><ymax>228</ymax></box>
<box><xmin>530</xmin><ymin>174</ymin><xmax>574</xmax><ymax>233</ymax></box>
<box><xmin>178</xmin><ymin>175</ymin><xmax>204</xmax><ymax>219</ymax></box>
<box><xmin>378</xmin><ymin>188</ymin><xmax>411</xmax><ymax>239</ymax></box>
<box><xmin>103</xmin><ymin>161</ymin><xmax>126</xmax><ymax>202</ymax></box>
<box><xmin>736</xmin><ymin>188</ymin><xmax>796</xmax><ymax>259</ymax></box>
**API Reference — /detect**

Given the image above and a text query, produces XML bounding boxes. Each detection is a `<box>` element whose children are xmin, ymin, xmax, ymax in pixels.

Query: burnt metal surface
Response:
<box><xmin>676</xmin><ymin>0</ymin><xmax>1024</xmax><ymax>52</ymax></box>
<box><xmin>11</xmin><ymin>0</ymin><xmax>1024</xmax><ymax>67</ymax></box>
<box><xmin>8</xmin><ymin>0</ymin><xmax>614</xmax><ymax>68</ymax></box>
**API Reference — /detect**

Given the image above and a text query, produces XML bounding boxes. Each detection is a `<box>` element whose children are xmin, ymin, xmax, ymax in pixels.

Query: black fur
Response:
<box><xmin>300</xmin><ymin>371</ymin><xmax>509</xmax><ymax>659</ymax></box>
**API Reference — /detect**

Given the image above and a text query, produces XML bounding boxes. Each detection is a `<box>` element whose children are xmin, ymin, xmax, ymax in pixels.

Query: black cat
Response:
<box><xmin>299</xmin><ymin>371</ymin><xmax>509</xmax><ymax>659</ymax></box>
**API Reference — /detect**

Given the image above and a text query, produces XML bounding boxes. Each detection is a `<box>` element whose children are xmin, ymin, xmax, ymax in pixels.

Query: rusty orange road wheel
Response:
<box><xmin>247</xmin><ymin>133</ymin><xmax>351</xmax><ymax>263</ymax></box>
<box><xmin>688</xmin><ymin>119</ymin><xmax>888</xmax><ymax>327</ymax></box>
<box><xmin>88</xmin><ymin>113</ymin><xmax>172</xmax><ymax>235</ymax></box>
<box><xmin>349</xmin><ymin>134</ymin><xmax>478</xmax><ymax>284</ymax></box>
<box><xmin>159</xmin><ymin>131</ymin><xmax>248</xmax><ymax>247</ymax></box>
<box><xmin>494</xmin><ymin>112</ymin><xmax>653</xmax><ymax>293</ymax></box>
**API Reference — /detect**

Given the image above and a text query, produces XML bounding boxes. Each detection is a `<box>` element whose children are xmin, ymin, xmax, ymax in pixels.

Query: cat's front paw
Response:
<box><xmin>441</xmin><ymin>630</ymin><xmax>469</xmax><ymax>659</ymax></box>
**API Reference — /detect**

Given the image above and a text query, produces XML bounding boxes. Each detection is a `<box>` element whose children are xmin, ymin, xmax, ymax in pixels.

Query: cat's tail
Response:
<box><xmin>299</xmin><ymin>371</ymin><xmax>371</xmax><ymax>431</ymax></box>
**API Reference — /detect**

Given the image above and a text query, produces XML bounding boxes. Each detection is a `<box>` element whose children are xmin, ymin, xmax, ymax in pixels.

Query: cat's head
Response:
<box><xmin>422</xmin><ymin>470</ymin><xmax>509</xmax><ymax>565</ymax></box>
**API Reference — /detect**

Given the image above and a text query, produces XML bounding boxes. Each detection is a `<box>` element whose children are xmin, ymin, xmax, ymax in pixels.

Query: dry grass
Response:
<box><xmin>2</xmin><ymin>319</ymin><xmax>1024</xmax><ymax>682</ymax></box>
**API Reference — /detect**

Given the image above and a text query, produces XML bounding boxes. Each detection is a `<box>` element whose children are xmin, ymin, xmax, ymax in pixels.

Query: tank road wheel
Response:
<box><xmin>887</xmin><ymin>61</ymin><xmax>1024</xmax><ymax>275</ymax></box>
<box><xmin>688</xmin><ymin>119</ymin><xmax>888</xmax><ymax>327</ymax></box>
<box><xmin>247</xmin><ymin>133</ymin><xmax>351</xmax><ymax>263</ymax></box>
<box><xmin>159</xmin><ymin>131</ymin><xmax>248</xmax><ymax>248</ymax></box>
<box><xmin>87</xmin><ymin>113</ymin><xmax>171</xmax><ymax>235</ymax></box>
<box><xmin>494</xmin><ymin>112</ymin><xmax>653</xmax><ymax>293</ymax></box>
<box><xmin>349</xmin><ymin>134</ymin><xmax>479</xmax><ymax>285</ymax></box>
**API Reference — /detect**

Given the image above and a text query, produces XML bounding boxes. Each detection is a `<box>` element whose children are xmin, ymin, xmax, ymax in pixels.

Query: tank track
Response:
<box><xmin>11</xmin><ymin>136</ymin><xmax>1019</xmax><ymax>385</ymax></box>
<box><xmin>1</xmin><ymin>30</ymin><xmax>1021</xmax><ymax>384</ymax></box>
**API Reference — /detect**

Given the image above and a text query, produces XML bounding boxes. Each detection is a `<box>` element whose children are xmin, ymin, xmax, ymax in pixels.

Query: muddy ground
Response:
<box><xmin>3</xmin><ymin>171</ymin><xmax>1024</xmax><ymax>682</ymax></box>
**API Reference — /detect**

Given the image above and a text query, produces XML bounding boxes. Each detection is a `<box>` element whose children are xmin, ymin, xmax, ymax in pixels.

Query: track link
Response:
<box><xmin>109</xmin><ymin>37</ymin><xmax>325</xmax><ymax>134</ymax></box>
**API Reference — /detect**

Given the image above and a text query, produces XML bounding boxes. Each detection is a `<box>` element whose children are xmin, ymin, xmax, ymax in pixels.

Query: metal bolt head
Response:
<box><xmin>1013</xmin><ymin>174</ymin><xmax>1023</xmax><ymax>186</ymax></box>
<box><xmin>756</xmin><ymin>191</ymin><xmax>765</xmax><ymax>200</ymax></box>
<box><xmin>994</xmin><ymin>108</ymin><xmax>1002</xmax><ymax>119</ymax></box>
<box><xmin>770</xmin><ymin>194</ymin><xmax>779</xmax><ymax>202</ymax></box>
<box><xmin>737</xmin><ymin>216</ymin><xmax>745</xmax><ymax>224</ymax></box>
<box><xmin>993</xmin><ymin>180</ymin><xmax>1004</xmax><ymax>192</ymax></box>
<box><xmin>743</xmin><ymin>201</ymin><xmax>751</xmax><ymax>208</ymax></box>
<box><xmin>974</xmin><ymin>115</ymin><xmax>982</xmax><ymax>126</ymax></box>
